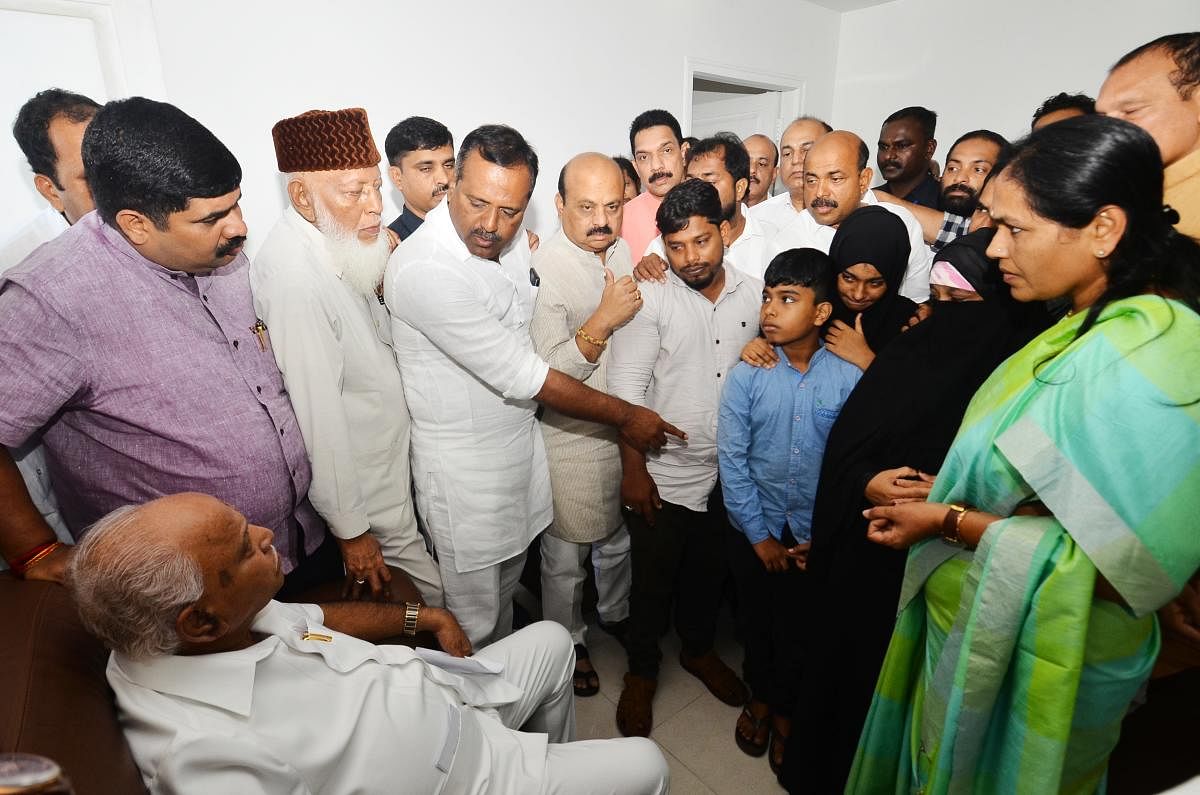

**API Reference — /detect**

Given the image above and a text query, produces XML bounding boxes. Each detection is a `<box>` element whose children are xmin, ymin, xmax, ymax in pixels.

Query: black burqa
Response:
<box><xmin>826</xmin><ymin>205</ymin><xmax>918</xmax><ymax>355</ymax></box>
<box><xmin>781</xmin><ymin>229</ymin><xmax>1050</xmax><ymax>794</ymax></box>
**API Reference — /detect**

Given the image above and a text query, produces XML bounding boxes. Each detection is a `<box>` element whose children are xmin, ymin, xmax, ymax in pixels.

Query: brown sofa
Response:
<box><xmin>0</xmin><ymin>574</ymin><xmax>146</xmax><ymax>794</ymax></box>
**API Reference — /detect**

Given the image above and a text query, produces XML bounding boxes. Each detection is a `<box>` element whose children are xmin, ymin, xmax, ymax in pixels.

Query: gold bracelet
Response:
<box><xmin>576</xmin><ymin>326</ymin><xmax>608</xmax><ymax>348</ymax></box>
<box><xmin>941</xmin><ymin>504</ymin><xmax>969</xmax><ymax>546</ymax></box>
<box><xmin>402</xmin><ymin>602</ymin><xmax>421</xmax><ymax>636</ymax></box>
<box><xmin>13</xmin><ymin>541</ymin><xmax>63</xmax><ymax>576</ymax></box>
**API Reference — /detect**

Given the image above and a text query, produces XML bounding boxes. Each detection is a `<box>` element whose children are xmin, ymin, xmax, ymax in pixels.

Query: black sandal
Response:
<box><xmin>573</xmin><ymin>644</ymin><xmax>600</xmax><ymax>697</ymax></box>
<box><xmin>734</xmin><ymin>702</ymin><xmax>771</xmax><ymax>757</ymax></box>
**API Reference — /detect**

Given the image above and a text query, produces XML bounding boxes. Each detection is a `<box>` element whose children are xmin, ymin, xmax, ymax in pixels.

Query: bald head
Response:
<box><xmin>803</xmin><ymin>131</ymin><xmax>873</xmax><ymax>228</ymax></box>
<box><xmin>743</xmin><ymin>134</ymin><xmax>779</xmax><ymax>206</ymax></box>
<box><xmin>71</xmin><ymin>493</ymin><xmax>283</xmax><ymax>659</ymax></box>
<box><xmin>779</xmin><ymin>117</ymin><xmax>833</xmax><ymax>195</ymax></box>
<box><xmin>555</xmin><ymin>152</ymin><xmax>626</xmax><ymax>254</ymax></box>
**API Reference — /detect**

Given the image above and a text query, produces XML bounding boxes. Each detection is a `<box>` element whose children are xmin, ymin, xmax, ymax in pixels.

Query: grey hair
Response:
<box><xmin>69</xmin><ymin>505</ymin><xmax>205</xmax><ymax>659</ymax></box>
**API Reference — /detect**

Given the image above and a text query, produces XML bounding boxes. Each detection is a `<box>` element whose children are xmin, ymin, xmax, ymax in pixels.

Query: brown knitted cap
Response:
<box><xmin>271</xmin><ymin>108</ymin><xmax>381</xmax><ymax>172</ymax></box>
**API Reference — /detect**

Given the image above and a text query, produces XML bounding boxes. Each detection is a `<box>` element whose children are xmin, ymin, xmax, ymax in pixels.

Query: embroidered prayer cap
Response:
<box><xmin>271</xmin><ymin>108</ymin><xmax>381</xmax><ymax>173</ymax></box>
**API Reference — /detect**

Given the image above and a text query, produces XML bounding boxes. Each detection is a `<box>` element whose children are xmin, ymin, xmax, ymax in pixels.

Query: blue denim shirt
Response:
<box><xmin>718</xmin><ymin>344</ymin><xmax>861</xmax><ymax>544</ymax></box>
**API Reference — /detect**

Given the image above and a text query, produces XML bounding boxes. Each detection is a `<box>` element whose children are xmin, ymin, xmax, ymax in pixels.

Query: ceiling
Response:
<box><xmin>805</xmin><ymin>0</ymin><xmax>897</xmax><ymax>11</ymax></box>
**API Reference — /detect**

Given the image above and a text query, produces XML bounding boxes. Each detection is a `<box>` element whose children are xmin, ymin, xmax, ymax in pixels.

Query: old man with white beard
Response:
<box><xmin>250</xmin><ymin>108</ymin><xmax>442</xmax><ymax>605</ymax></box>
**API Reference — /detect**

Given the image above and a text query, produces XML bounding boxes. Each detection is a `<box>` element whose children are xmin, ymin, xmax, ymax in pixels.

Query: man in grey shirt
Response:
<box><xmin>607</xmin><ymin>179</ymin><xmax>762</xmax><ymax>737</ymax></box>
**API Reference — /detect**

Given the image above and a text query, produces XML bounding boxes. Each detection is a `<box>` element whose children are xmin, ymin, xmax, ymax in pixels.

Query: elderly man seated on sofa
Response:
<box><xmin>68</xmin><ymin>493</ymin><xmax>668</xmax><ymax>795</ymax></box>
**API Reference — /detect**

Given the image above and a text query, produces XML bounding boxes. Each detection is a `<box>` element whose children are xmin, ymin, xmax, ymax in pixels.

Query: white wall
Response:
<box><xmin>832</xmin><ymin>0</ymin><xmax>1200</xmax><ymax>166</ymax></box>
<box><xmin>145</xmin><ymin>0</ymin><xmax>841</xmax><ymax>255</ymax></box>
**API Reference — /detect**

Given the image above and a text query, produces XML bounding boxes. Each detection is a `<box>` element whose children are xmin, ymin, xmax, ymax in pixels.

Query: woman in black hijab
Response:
<box><xmin>824</xmin><ymin>205</ymin><xmax>918</xmax><ymax>369</ymax></box>
<box><xmin>780</xmin><ymin>228</ymin><xmax>1048</xmax><ymax>794</ymax></box>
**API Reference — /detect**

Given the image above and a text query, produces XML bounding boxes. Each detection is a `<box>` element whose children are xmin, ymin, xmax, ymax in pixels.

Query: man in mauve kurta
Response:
<box><xmin>530</xmin><ymin>153</ymin><xmax>642</xmax><ymax>696</ymax></box>
<box><xmin>0</xmin><ymin>98</ymin><xmax>327</xmax><ymax>591</ymax></box>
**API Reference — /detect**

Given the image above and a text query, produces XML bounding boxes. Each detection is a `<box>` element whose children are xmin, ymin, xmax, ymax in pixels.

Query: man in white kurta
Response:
<box><xmin>385</xmin><ymin>126</ymin><xmax>683</xmax><ymax>648</ymax></box>
<box><xmin>72</xmin><ymin>493</ymin><xmax>669</xmax><ymax>795</ymax></box>
<box><xmin>250</xmin><ymin>108</ymin><xmax>441</xmax><ymax>603</ymax></box>
<box><xmin>531</xmin><ymin>154</ymin><xmax>642</xmax><ymax>691</ymax></box>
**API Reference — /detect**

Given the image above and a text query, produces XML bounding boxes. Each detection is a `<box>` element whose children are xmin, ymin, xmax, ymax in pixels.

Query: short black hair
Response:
<box><xmin>655</xmin><ymin>179</ymin><xmax>724</xmax><ymax>236</ymax></box>
<box><xmin>688</xmin><ymin>133</ymin><xmax>751</xmax><ymax>188</ymax></box>
<box><xmin>384</xmin><ymin>116</ymin><xmax>453</xmax><ymax>166</ymax></box>
<box><xmin>83</xmin><ymin>97</ymin><xmax>241</xmax><ymax>230</ymax></box>
<box><xmin>882</xmin><ymin>106</ymin><xmax>937</xmax><ymax>140</ymax></box>
<box><xmin>856</xmin><ymin>138</ymin><xmax>870</xmax><ymax>171</ymax></box>
<box><xmin>629</xmin><ymin>109</ymin><xmax>683</xmax><ymax>154</ymax></box>
<box><xmin>763</xmin><ymin>247</ymin><xmax>832</xmax><ymax>304</ymax></box>
<box><xmin>950</xmin><ymin>129</ymin><xmax>1012</xmax><ymax>163</ymax></box>
<box><xmin>1114</xmin><ymin>32</ymin><xmax>1200</xmax><ymax>99</ymax></box>
<box><xmin>1031</xmin><ymin>93</ymin><xmax>1096</xmax><ymax>125</ymax></box>
<box><xmin>12</xmin><ymin>88</ymin><xmax>101</xmax><ymax>187</ymax></box>
<box><xmin>456</xmin><ymin>124</ymin><xmax>539</xmax><ymax>194</ymax></box>
<box><xmin>613</xmin><ymin>155</ymin><xmax>641</xmax><ymax>193</ymax></box>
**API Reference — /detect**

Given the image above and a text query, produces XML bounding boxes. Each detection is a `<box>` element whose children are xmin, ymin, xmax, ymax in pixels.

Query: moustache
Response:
<box><xmin>469</xmin><ymin>228</ymin><xmax>502</xmax><ymax>243</ymax></box>
<box><xmin>216</xmin><ymin>236</ymin><xmax>247</xmax><ymax>257</ymax></box>
<box><xmin>944</xmin><ymin>184</ymin><xmax>976</xmax><ymax>198</ymax></box>
<box><xmin>432</xmin><ymin>184</ymin><xmax>449</xmax><ymax>198</ymax></box>
<box><xmin>810</xmin><ymin>197</ymin><xmax>839</xmax><ymax>209</ymax></box>
<box><xmin>749</xmin><ymin>175</ymin><xmax>760</xmax><ymax>184</ymax></box>
<box><xmin>649</xmin><ymin>171</ymin><xmax>673</xmax><ymax>184</ymax></box>
<box><xmin>586</xmin><ymin>225</ymin><xmax>613</xmax><ymax>236</ymax></box>
<box><xmin>881</xmin><ymin>160</ymin><xmax>901</xmax><ymax>170</ymax></box>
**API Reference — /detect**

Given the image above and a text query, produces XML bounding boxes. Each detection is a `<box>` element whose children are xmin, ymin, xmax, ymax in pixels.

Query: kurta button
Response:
<box><xmin>256</xmin><ymin>386</ymin><xmax>262</xmax><ymax>393</ymax></box>
<box><xmin>202</xmin><ymin>295</ymin><xmax>208</xmax><ymax>302</ymax></box>
<box><xmin>233</xmin><ymin>339</ymin><xmax>239</xmax><ymax>349</ymax></box>
<box><xmin>279</xmin><ymin>428</ymin><xmax>285</xmax><ymax>435</ymax></box>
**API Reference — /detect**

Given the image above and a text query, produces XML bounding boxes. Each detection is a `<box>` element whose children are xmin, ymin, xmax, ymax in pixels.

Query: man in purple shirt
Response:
<box><xmin>0</xmin><ymin>98</ymin><xmax>330</xmax><ymax>591</ymax></box>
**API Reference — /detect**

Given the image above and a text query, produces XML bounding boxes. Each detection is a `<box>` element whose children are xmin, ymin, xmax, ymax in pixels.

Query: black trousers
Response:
<box><xmin>625</xmin><ymin>486</ymin><xmax>732</xmax><ymax>678</ymax></box>
<box><xmin>727</xmin><ymin>525</ymin><xmax>807</xmax><ymax>716</ymax></box>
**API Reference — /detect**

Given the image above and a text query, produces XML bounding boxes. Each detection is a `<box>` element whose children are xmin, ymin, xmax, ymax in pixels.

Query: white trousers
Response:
<box><xmin>478</xmin><ymin>622</ymin><xmax>669</xmax><ymax>795</ymax></box>
<box><xmin>377</xmin><ymin>528</ymin><xmax>444</xmax><ymax>607</ymax></box>
<box><xmin>540</xmin><ymin>524</ymin><xmax>631</xmax><ymax>645</ymax></box>
<box><xmin>437</xmin><ymin>545</ymin><xmax>527</xmax><ymax>648</ymax></box>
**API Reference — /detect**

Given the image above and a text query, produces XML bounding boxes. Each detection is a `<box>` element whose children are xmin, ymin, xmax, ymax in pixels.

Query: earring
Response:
<box><xmin>1095</xmin><ymin>250</ymin><xmax>1107</xmax><ymax>257</ymax></box>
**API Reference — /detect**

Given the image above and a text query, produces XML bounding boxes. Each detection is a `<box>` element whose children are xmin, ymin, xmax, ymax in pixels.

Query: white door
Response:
<box><xmin>690</xmin><ymin>91</ymin><xmax>783</xmax><ymax>141</ymax></box>
<box><xmin>0</xmin><ymin>0</ymin><xmax>164</xmax><ymax>245</ymax></box>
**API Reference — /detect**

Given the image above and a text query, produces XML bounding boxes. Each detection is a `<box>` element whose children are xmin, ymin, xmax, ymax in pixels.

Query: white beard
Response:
<box><xmin>313</xmin><ymin>202</ymin><xmax>391</xmax><ymax>298</ymax></box>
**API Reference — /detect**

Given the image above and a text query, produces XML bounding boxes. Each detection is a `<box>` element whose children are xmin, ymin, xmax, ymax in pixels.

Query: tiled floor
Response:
<box><xmin>571</xmin><ymin>613</ymin><xmax>785</xmax><ymax>794</ymax></box>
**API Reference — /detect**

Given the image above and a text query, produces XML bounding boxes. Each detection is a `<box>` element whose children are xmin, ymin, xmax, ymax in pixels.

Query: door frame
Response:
<box><xmin>681</xmin><ymin>57</ymin><xmax>807</xmax><ymax>141</ymax></box>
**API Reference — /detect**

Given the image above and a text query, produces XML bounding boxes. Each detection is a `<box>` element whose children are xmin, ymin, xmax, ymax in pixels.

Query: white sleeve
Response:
<box><xmin>390</xmin><ymin>257</ymin><xmax>550</xmax><ymax>400</ymax></box>
<box><xmin>259</xmin><ymin>283</ymin><xmax>369</xmax><ymax>540</ymax></box>
<box><xmin>155</xmin><ymin>735</ymin><xmax>310</xmax><ymax>795</ymax></box>
<box><xmin>898</xmin><ymin>215</ymin><xmax>932</xmax><ymax>303</ymax></box>
<box><xmin>606</xmin><ymin>289</ymin><xmax>661</xmax><ymax>407</ymax></box>
<box><xmin>530</xmin><ymin>279</ymin><xmax>597</xmax><ymax>382</ymax></box>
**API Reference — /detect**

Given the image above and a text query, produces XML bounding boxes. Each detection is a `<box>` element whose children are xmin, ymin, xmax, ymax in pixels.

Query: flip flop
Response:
<box><xmin>734</xmin><ymin>702</ymin><xmax>771</xmax><ymax>757</ymax></box>
<box><xmin>573</xmin><ymin>644</ymin><xmax>600</xmax><ymax>697</ymax></box>
<box><xmin>769</xmin><ymin>729</ymin><xmax>788</xmax><ymax>777</ymax></box>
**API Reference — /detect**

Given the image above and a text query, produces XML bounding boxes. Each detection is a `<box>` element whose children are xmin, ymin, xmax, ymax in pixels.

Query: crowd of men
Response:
<box><xmin>0</xmin><ymin>29</ymin><xmax>1197</xmax><ymax>795</ymax></box>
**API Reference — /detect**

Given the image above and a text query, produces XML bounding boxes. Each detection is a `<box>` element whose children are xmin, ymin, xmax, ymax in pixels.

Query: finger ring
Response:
<box><xmin>634</xmin><ymin>291</ymin><xmax>642</xmax><ymax>300</ymax></box>
<box><xmin>623</xmin><ymin>504</ymin><xmax>633</xmax><ymax>510</ymax></box>
<box><xmin>355</xmin><ymin>578</ymin><xmax>366</xmax><ymax>584</ymax></box>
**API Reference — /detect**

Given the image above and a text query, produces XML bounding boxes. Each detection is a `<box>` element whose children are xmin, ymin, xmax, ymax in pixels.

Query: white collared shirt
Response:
<box><xmin>607</xmin><ymin>265</ymin><xmax>763</xmax><ymax>511</ymax></box>
<box><xmin>384</xmin><ymin>201</ymin><xmax>551</xmax><ymax>572</ymax></box>
<box><xmin>644</xmin><ymin>204</ymin><xmax>773</xmax><ymax>279</ymax></box>
<box><xmin>108</xmin><ymin>600</ymin><xmax>546</xmax><ymax>794</ymax></box>
<box><xmin>249</xmin><ymin>209</ymin><xmax>424</xmax><ymax>564</ymax></box>
<box><xmin>747</xmin><ymin>191</ymin><xmax>802</xmax><ymax>239</ymax></box>
<box><xmin>764</xmin><ymin>189</ymin><xmax>932</xmax><ymax>303</ymax></box>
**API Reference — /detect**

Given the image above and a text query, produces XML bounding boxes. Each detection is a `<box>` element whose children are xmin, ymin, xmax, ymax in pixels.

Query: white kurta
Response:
<box><xmin>249</xmin><ymin>209</ymin><xmax>440</xmax><ymax>600</ymax></box>
<box><xmin>763</xmin><ymin>189</ymin><xmax>932</xmax><ymax>303</ymax></box>
<box><xmin>0</xmin><ymin>207</ymin><xmax>71</xmax><ymax>556</ymax></box>
<box><xmin>384</xmin><ymin>201</ymin><xmax>551</xmax><ymax>573</ymax></box>
<box><xmin>530</xmin><ymin>230</ymin><xmax>632</xmax><ymax>543</ymax></box>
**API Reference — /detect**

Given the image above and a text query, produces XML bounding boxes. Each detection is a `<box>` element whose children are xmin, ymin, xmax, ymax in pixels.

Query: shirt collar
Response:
<box><xmin>1165</xmin><ymin>147</ymin><xmax>1200</xmax><ymax>192</ymax></box>
<box><xmin>94</xmin><ymin>211</ymin><xmax>246</xmax><ymax>282</ymax></box>
<box><xmin>109</xmin><ymin>601</ymin><xmax>307</xmax><ymax>717</ymax></box>
<box><xmin>773</xmin><ymin>340</ymin><xmax>830</xmax><ymax>374</ymax></box>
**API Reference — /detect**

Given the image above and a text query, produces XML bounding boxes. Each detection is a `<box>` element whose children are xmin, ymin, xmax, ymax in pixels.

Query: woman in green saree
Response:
<box><xmin>846</xmin><ymin>115</ymin><xmax>1200</xmax><ymax>794</ymax></box>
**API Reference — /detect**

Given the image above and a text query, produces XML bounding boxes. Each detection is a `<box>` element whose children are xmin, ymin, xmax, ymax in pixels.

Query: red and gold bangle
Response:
<box><xmin>9</xmin><ymin>540</ymin><xmax>64</xmax><ymax>577</ymax></box>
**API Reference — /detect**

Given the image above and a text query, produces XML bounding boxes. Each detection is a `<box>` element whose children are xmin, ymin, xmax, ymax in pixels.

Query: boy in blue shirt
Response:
<box><xmin>718</xmin><ymin>248</ymin><xmax>862</xmax><ymax>776</ymax></box>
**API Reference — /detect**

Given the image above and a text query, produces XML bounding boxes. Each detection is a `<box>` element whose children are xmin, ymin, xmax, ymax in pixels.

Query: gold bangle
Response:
<box><xmin>402</xmin><ymin>602</ymin><xmax>421</xmax><ymax>636</ymax></box>
<box><xmin>576</xmin><ymin>326</ymin><xmax>608</xmax><ymax>348</ymax></box>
